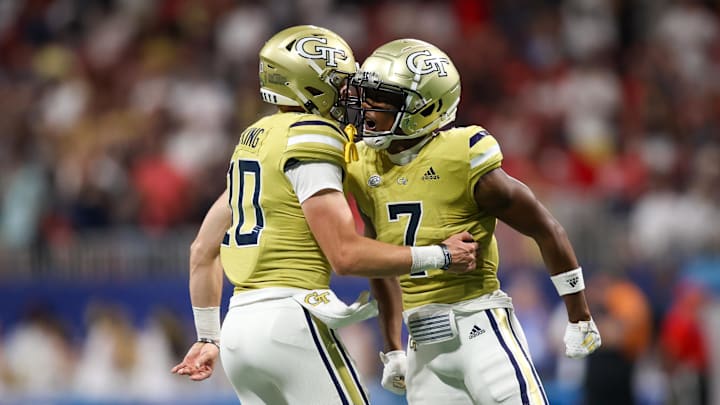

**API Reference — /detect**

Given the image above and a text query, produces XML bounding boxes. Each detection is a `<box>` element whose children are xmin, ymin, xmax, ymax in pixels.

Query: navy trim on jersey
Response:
<box><xmin>330</xmin><ymin>329</ymin><xmax>370</xmax><ymax>405</ymax></box>
<box><xmin>290</xmin><ymin>120</ymin><xmax>346</xmax><ymax>139</ymax></box>
<box><xmin>302</xmin><ymin>308</ymin><xmax>349</xmax><ymax>405</ymax></box>
<box><xmin>505</xmin><ymin>308</ymin><xmax>549</xmax><ymax>405</ymax></box>
<box><xmin>486</xmin><ymin>309</ymin><xmax>529</xmax><ymax>405</ymax></box>
<box><xmin>469</xmin><ymin>130</ymin><xmax>489</xmax><ymax>148</ymax></box>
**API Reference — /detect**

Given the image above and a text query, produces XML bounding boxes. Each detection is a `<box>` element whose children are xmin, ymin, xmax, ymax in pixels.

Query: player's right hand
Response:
<box><xmin>379</xmin><ymin>350</ymin><xmax>407</xmax><ymax>395</ymax></box>
<box><xmin>564</xmin><ymin>319</ymin><xmax>602</xmax><ymax>358</ymax></box>
<box><xmin>442</xmin><ymin>231</ymin><xmax>478</xmax><ymax>273</ymax></box>
<box><xmin>171</xmin><ymin>341</ymin><xmax>219</xmax><ymax>381</ymax></box>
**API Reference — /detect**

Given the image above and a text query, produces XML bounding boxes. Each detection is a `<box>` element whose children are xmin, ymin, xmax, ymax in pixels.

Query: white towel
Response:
<box><xmin>293</xmin><ymin>289</ymin><xmax>378</xmax><ymax>329</ymax></box>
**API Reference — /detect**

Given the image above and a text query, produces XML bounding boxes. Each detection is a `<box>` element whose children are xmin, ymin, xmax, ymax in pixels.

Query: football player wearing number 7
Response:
<box><xmin>344</xmin><ymin>39</ymin><xmax>602</xmax><ymax>404</ymax></box>
<box><xmin>170</xmin><ymin>26</ymin><xmax>478</xmax><ymax>405</ymax></box>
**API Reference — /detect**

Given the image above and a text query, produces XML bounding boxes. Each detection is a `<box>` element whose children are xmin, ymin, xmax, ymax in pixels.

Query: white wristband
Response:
<box><xmin>193</xmin><ymin>306</ymin><xmax>221</xmax><ymax>342</ymax></box>
<box><xmin>410</xmin><ymin>245</ymin><xmax>448</xmax><ymax>274</ymax></box>
<box><xmin>550</xmin><ymin>267</ymin><xmax>585</xmax><ymax>296</ymax></box>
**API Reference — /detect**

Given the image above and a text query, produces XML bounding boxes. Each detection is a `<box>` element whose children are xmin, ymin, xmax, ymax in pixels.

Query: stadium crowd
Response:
<box><xmin>0</xmin><ymin>0</ymin><xmax>719</xmax><ymax>404</ymax></box>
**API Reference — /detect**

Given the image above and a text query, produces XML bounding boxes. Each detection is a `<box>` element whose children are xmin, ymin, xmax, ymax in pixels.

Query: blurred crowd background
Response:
<box><xmin>1</xmin><ymin>0</ymin><xmax>719</xmax><ymax>404</ymax></box>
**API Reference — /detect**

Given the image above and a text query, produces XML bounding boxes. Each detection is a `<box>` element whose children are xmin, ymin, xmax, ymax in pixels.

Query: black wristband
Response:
<box><xmin>438</xmin><ymin>243</ymin><xmax>451</xmax><ymax>270</ymax></box>
<box><xmin>197</xmin><ymin>337</ymin><xmax>220</xmax><ymax>349</ymax></box>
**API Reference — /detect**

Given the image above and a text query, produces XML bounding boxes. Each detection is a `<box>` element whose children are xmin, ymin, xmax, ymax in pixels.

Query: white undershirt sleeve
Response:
<box><xmin>284</xmin><ymin>161</ymin><xmax>344</xmax><ymax>204</ymax></box>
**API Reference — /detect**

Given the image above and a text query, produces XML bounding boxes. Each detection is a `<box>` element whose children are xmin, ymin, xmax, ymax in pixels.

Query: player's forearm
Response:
<box><xmin>189</xmin><ymin>190</ymin><xmax>231</xmax><ymax>307</ymax></box>
<box><xmin>562</xmin><ymin>292</ymin><xmax>592</xmax><ymax>322</ymax></box>
<box><xmin>188</xmin><ymin>255</ymin><xmax>223</xmax><ymax>343</ymax></box>
<box><xmin>533</xmin><ymin>226</ymin><xmax>592</xmax><ymax>321</ymax></box>
<box><xmin>189</xmin><ymin>254</ymin><xmax>224</xmax><ymax>307</ymax></box>
<box><xmin>533</xmin><ymin>220</ymin><xmax>579</xmax><ymax>276</ymax></box>
<box><xmin>539</xmin><ymin>249</ymin><xmax>578</xmax><ymax>278</ymax></box>
<box><xmin>332</xmin><ymin>236</ymin><xmax>458</xmax><ymax>278</ymax></box>
<box><xmin>304</xmin><ymin>191</ymin><xmax>449</xmax><ymax>277</ymax></box>
<box><xmin>332</xmin><ymin>236</ymin><xmax>414</xmax><ymax>277</ymax></box>
<box><xmin>188</xmin><ymin>191</ymin><xmax>230</xmax><ymax>343</ymax></box>
<box><xmin>533</xmin><ymin>222</ymin><xmax>592</xmax><ymax>322</ymax></box>
<box><xmin>370</xmin><ymin>278</ymin><xmax>404</xmax><ymax>351</ymax></box>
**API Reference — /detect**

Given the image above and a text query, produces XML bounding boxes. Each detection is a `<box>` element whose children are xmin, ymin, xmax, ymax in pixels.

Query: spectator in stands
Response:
<box><xmin>660</xmin><ymin>282</ymin><xmax>710</xmax><ymax>405</ymax></box>
<box><xmin>582</xmin><ymin>272</ymin><xmax>653</xmax><ymax>405</ymax></box>
<box><xmin>2</xmin><ymin>302</ymin><xmax>74</xmax><ymax>395</ymax></box>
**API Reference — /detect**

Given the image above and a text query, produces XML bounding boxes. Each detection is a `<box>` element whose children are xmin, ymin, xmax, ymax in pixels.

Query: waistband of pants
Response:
<box><xmin>403</xmin><ymin>289</ymin><xmax>513</xmax><ymax>319</ymax></box>
<box><xmin>229</xmin><ymin>287</ymin><xmax>309</xmax><ymax>308</ymax></box>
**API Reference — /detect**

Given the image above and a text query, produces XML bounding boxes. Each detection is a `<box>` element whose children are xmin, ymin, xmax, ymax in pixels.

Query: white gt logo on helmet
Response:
<box><xmin>407</xmin><ymin>50</ymin><xmax>450</xmax><ymax>77</ymax></box>
<box><xmin>295</xmin><ymin>37</ymin><xmax>347</xmax><ymax>67</ymax></box>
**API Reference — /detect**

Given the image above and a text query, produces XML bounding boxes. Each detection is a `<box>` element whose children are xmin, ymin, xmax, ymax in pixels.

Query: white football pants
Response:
<box><xmin>220</xmin><ymin>292</ymin><xmax>370</xmax><ymax>405</ymax></box>
<box><xmin>406</xmin><ymin>306</ymin><xmax>548</xmax><ymax>405</ymax></box>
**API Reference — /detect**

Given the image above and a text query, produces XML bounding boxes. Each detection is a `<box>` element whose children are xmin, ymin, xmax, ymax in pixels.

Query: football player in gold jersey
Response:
<box><xmin>170</xmin><ymin>26</ymin><xmax>479</xmax><ymax>405</ymax></box>
<box><xmin>344</xmin><ymin>39</ymin><xmax>603</xmax><ymax>404</ymax></box>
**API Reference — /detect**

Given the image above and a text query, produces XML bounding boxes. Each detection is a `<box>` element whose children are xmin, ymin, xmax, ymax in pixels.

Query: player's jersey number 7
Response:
<box><xmin>388</xmin><ymin>202</ymin><xmax>428</xmax><ymax>278</ymax></box>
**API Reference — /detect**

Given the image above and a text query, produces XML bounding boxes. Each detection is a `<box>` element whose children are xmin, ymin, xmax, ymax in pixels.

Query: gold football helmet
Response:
<box><xmin>351</xmin><ymin>39</ymin><xmax>461</xmax><ymax>149</ymax></box>
<box><xmin>258</xmin><ymin>25</ymin><xmax>357</xmax><ymax>121</ymax></box>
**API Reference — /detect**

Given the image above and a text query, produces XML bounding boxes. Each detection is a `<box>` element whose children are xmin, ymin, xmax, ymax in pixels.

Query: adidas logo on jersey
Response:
<box><xmin>422</xmin><ymin>167</ymin><xmax>440</xmax><ymax>180</ymax></box>
<box><xmin>469</xmin><ymin>325</ymin><xmax>485</xmax><ymax>339</ymax></box>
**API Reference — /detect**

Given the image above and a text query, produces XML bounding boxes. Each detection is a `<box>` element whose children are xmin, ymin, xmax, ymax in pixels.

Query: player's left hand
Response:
<box><xmin>442</xmin><ymin>231</ymin><xmax>478</xmax><ymax>274</ymax></box>
<box><xmin>171</xmin><ymin>341</ymin><xmax>220</xmax><ymax>381</ymax></box>
<box><xmin>379</xmin><ymin>350</ymin><xmax>407</xmax><ymax>395</ymax></box>
<box><xmin>564</xmin><ymin>319</ymin><xmax>601</xmax><ymax>358</ymax></box>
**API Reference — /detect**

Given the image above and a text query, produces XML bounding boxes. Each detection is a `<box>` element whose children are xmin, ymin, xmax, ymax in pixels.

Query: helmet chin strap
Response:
<box><xmin>362</xmin><ymin>126</ymin><xmax>431</xmax><ymax>152</ymax></box>
<box><xmin>386</xmin><ymin>134</ymin><xmax>434</xmax><ymax>166</ymax></box>
<box><xmin>363</xmin><ymin>136</ymin><xmax>392</xmax><ymax>150</ymax></box>
<box><xmin>361</xmin><ymin>114</ymin><xmax>425</xmax><ymax>151</ymax></box>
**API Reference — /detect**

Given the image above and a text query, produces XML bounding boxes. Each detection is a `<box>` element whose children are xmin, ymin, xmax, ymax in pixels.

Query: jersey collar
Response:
<box><xmin>386</xmin><ymin>135</ymin><xmax>434</xmax><ymax>166</ymax></box>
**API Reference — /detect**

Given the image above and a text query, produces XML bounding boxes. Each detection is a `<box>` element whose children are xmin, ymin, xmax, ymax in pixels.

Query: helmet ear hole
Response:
<box><xmin>285</xmin><ymin>40</ymin><xmax>296</xmax><ymax>51</ymax></box>
<box><xmin>306</xmin><ymin>87</ymin><xmax>324</xmax><ymax>96</ymax></box>
<box><xmin>436</xmin><ymin>99</ymin><xmax>443</xmax><ymax>112</ymax></box>
<box><xmin>420</xmin><ymin>103</ymin><xmax>435</xmax><ymax>117</ymax></box>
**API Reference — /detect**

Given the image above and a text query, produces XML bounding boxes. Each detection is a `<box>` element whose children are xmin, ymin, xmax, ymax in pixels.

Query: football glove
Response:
<box><xmin>564</xmin><ymin>319</ymin><xmax>602</xmax><ymax>358</ymax></box>
<box><xmin>379</xmin><ymin>350</ymin><xmax>407</xmax><ymax>395</ymax></box>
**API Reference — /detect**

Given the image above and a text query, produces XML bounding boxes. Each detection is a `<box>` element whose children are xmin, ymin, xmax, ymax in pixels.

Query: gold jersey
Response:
<box><xmin>346</xmin><ymin>126</ymin><xmax>503</xmax><ymax>310</ymax></box>
<box><xmin>220</xmin><ymin>112</ymin><xmax>350</xmax><ymax>294</ymax></box>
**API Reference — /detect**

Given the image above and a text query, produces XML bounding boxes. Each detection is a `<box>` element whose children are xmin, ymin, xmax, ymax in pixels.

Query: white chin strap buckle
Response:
<box><xmin>363</xmin><ymin>136</ymin><xmax>391</xmax><ymax>150</ymax></box>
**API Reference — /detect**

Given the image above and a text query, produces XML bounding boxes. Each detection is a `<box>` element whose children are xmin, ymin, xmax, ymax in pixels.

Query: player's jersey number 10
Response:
<box><xmin>223</xmin><ymin>159</ymin><xmax>265</xmax><ymax>247</ymax></box>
